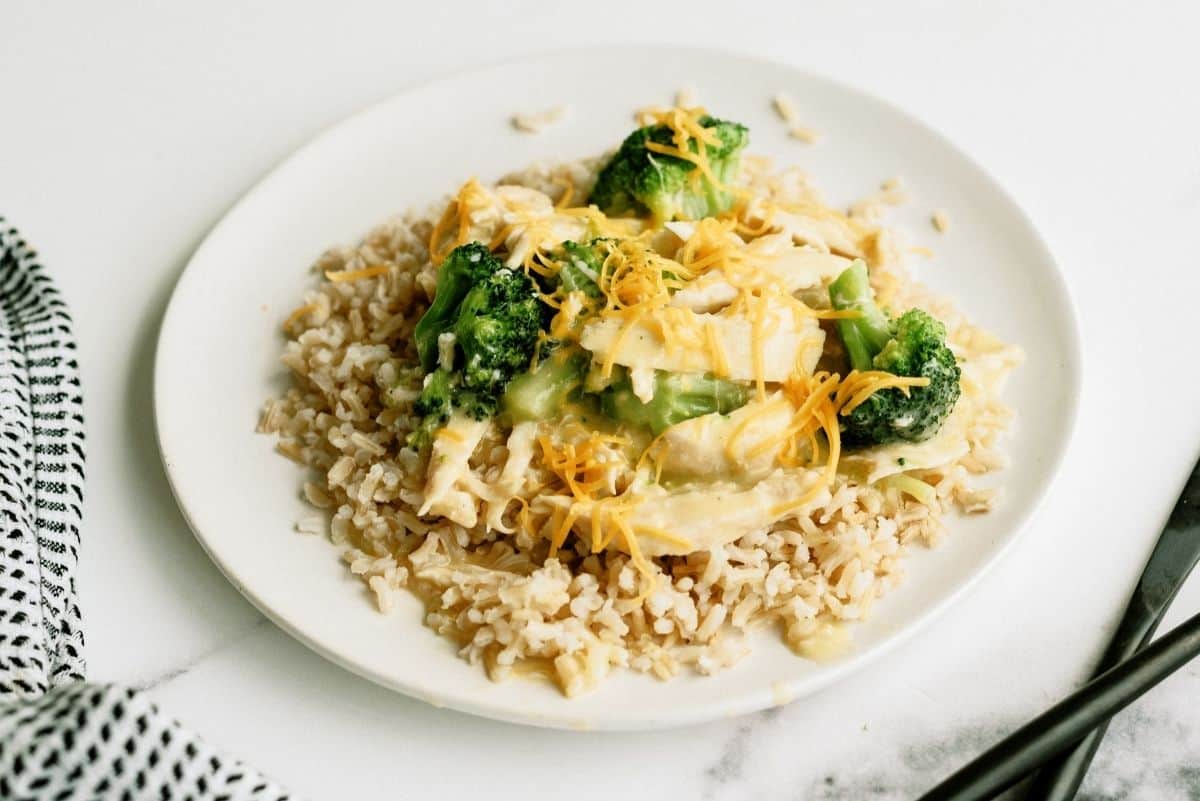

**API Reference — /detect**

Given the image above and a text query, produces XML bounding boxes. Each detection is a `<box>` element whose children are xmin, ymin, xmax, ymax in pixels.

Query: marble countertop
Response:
<box><xmin>4</xmin><ymin>1</ymin><xmax>1200</xmax><ymax>798</ymax></box>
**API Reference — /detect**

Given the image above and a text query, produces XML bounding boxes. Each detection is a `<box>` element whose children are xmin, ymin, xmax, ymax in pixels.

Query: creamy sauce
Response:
<box><xmin>793</xmin><ymin>620</ymin><xmax>851</xmax><ymax>661</ymax></box>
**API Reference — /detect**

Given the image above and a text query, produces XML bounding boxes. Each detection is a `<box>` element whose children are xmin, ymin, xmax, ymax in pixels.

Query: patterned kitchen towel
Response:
<box><xmin>0</xmin><ymin>219</ymin><xmax>295</xmax><ymax>800</ymax></box>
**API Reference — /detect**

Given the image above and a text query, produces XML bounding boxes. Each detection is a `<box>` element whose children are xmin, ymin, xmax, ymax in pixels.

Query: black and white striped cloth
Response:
<box><xmin>0</xmin><ymin>220</ymin><xmax>294</xmax><ymax>800</ymax></box>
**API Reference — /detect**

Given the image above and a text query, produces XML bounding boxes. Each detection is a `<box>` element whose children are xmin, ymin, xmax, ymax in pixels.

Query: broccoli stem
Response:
<box><xmin>828</xmin><ymin>260</ymin><xmax>894</xmax><ymax>372</ymax></box>
<box><xmin>601</xmin><ymin>371</ymin><xmax>749</xmax><ymax>434</ymax></box>
<box><xmin>407</xmin><ymin>368</ymin><xmax>455</xmax><ymax>450</ymax></box>
<box><xmin>556</xmin><ymin>241</ymin><xmax>605</xmax><ymax>299</ymax></box>
<box><xmin>502</xmin><ymin>349</ymin><xmax>587</xmax><ymax>422</ymax></box>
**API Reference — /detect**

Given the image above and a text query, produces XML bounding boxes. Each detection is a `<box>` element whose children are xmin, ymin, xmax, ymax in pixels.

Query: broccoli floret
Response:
<box><xmin>600</xmin><ymin>370</ymin><xmax>750</xmax><ymax>434</ymax></box>
<box><xmin>548</xmin><ymin>238</ymin><xmax>680</xmax><ymax>299</ymax></box>
<box><xmin>452</xmin><ymin>268</ymin><xmax>542</xmax><ymax>396</ymax></box>
<box><xmin>554</xmin><ymin>240</ymin><xmax>606</xmax><ymax>299</ymax></box>
<box><xmin>407</xmin><ymin>243</ymin><xmax>541</xmax><ymax>447</ymax></box>
<box><xmin>407</xmin><ymin>369</ymin><xmax>467</xmax><ymax>449</ymax></box>
<box><xmin>502</xmin><ymin>347</ymin><xmax>588</xmax><ymax>422</ymax></box>
<box><xmin>414</xmin><ymin>242</ymin><xmax>498</xmax><ymax>370</ymax></box>
<box><xmin>407</xmin><ymin>368</ymin><xmax>500</xmax><ymax>450</ymax></box>
<box><xmin>589</xmin><ymin>116</ymin><xmax>749</xmax><ymax>223</ymax></box>
<box><xmin>829</xmin><ymin>261</ymin><xmax>961</xmax><ymax>445</ymax></box>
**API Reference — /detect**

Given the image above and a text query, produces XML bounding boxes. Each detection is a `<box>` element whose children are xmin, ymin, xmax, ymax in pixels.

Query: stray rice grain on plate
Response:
<box><xmin>512</xmin><ymin>105</ymin><xmax>569</xmax><ymax>134</ymax></box>
<box><xmin>675</xmin><ymin>85</ymin><xmax>699</xmax><ymax>107</ymax></box>
<box><xmin>774</xmin><ymin>91</ymin><xmax>822</xmax><ymax>143</ymax></box>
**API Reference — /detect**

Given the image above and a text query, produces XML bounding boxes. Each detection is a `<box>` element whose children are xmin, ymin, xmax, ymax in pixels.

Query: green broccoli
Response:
<box><xmin>407</xmin><ymin>243</ymin><xmax>542</xmax><ymax>447</ymax></box>
<box><xmin>600</xmin><ymin>370</ymin><xmax>750</xmax><ymax>434</ymax></box>
<box><xmin>452</xmin><ymin>268</ymin><xmax>543</xmax><ymax>396</ymax></box>
<box><xmin>589</xmin><ymin>116</ymin><xmax>749</xmax><ymax>222</ymax></box>
<box><xmin>414</xmin><ymin>243</ymin><xmax>497</xmax><ymax>369</ymax></box>
<box><xmin>502</xmin><ymin>346</ymin><xmax>588</xmax><ymax>422</ymax></box>
<box><xmin>406</xmin><ymin>368</ymin><xmax>504</xmax><ymax>449</ymax></box>
<box><xmin>548</xmin><ymin>237</ymin><xmax>680</xmax><ymax>299</ymax></box>
<box><xmin>408</xmin><ymin>368</ymin><xmax>454</xmax><ymax>449</ymax></box>
<box><xmin>553</xmin><ymin>240</ymin><xmax>605</xmax><ymax>299</ymax></box>
<box><xmin>829</xmin><ymin>261</ymin><xmax>961</xmax><ymax>446</ymax></box>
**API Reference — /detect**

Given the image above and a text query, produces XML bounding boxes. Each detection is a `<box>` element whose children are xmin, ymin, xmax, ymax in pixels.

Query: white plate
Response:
<box><xmin>154</xmin><ymin>46</ymin><xmax>1081</xmax><ymax>730</ymax></box>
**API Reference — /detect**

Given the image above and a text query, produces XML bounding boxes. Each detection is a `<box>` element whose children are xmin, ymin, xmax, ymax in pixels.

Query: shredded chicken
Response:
<box><xmin>742</xmin><ymin>198</ymin><xmax>862</xmax><ymax>257</ymax></box>
<box><xmin>419</xmin><ymin>413</ymin><xmax>489</xmax><ymax>527</ymax></box>
<box><xmin>455</xmin><ymin>184</ymin><xmax>588</xmax><ymax>269</ymax></box>
<box><xmin>579</xmin><ymin>302</ymin><xmax>825</xmax><ymax>381</ymax></box>
<box><xmin>556</xmin><ymin>469</ymin><xmax>829</xmax><ymax>557</ymax></box>
<box><xmin>656</xmin><ymin>393</ymin><xmax>796</xmax><ymax>483</ymax></box>
<box><xmin>480</xmin><ymin>421</ymin><xmax>538</xmax><ymax>532</ymax></box>
<box><xmin>670</xmin><ymin>233</ymin><xmax>850</xmax><ymax>312</ymax></box>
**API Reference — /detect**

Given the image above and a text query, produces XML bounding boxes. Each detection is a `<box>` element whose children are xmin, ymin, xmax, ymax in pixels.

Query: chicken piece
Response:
<box><xmin>454</xmin><ymin>183</ymin><xmax>588</xmax><ymax>269</ymax></box>
<box><xmin>744</xmin><ymin>234</ymin><xmax>853</xmax><ymax>288</ymax></box>
<box><xmin>418</xmin><ymin>413</ymin><xmax>489</xmax><ymax>527</ymax></box>
<box><xmin>501</xmin><ymin>213</ymin><xmax>588</xmax><ymax>271</ymax></box>
<box><xmin>742</xmin><ymin>198</ymin><xmax>863</xmax><ymax>258</ymax></box>
<box><xmin>629</xmin><ymin>366</ymin><xmax>657</xmax><ymax>403</ymax></box>
<box><xmin>579</xmin><ymin>302</ymin><xmax>826</xmax><ymax>381</ymax></box>
<box><xmin>668</xmin><ymin>279</ymin><xmax>739</xmax><ymax>314</ymax></box>
<box><xmin>655</xmin><ymin>393</ymin><xmax>796</xmax><ymax>483</ymax></box>
<box><xmin>556</xmin><ymin>469</ymin><xmax>830</xmax><ymax>557</ymax></box>
<box><xmin>479</xmin><ymin>421</ymin><xmax>538</xmax><ymax>532</ymax></box>
<box><xmin>671</xmin><ymin>234</ymin><xmax>851</xmax><ymax>313</ymax></box>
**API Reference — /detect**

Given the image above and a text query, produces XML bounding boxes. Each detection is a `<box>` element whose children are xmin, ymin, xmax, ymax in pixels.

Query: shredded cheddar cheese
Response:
<box><xmin>549</xmin><ymin>291</ymin><xmax>587</xmax><ymax>340</ymax></box>
<box><xmin>632</xmin><ymin>105</ymin><xmax>742</xmax><ymax>198</ymax></box>
<box><xmin>768</xmin><ymin>480</ymin><xmax>828</xmax><ymax>518</ymax></box>
<box><xmin>600</xmin><ymin>307</ymin><xmax>647</xmax><ymax>379</ymax></box>
<box><xmin>428</xmin><ymin>178</ymin><xmax>490</xmax><ymax>263</ymax></box>
<box><xmin>323</xmin><ymin>265</ymin><xmax>390</xmax><ymax>282</ymax></box>
<box><xmin>282</xmin><ymin>303</ymin><xmax>316</xmax><ymax>331</ymax></box>
<box><xmin>632</xmin><ymin>524</ymin><xmax>694</xmax><ymax>550</ymax></box>
<box><xmin>748</xmin><ymin>294</ymin><xmax>769</xmax><ymax>401</ymax></box>
<box><xmin>436</xmin><ymin>426</ymin><xmax>465</xmax><ymax>444</ymax></box>
<box><xmin>835</xmin><ymin>370</ymin><xmax>931</xmax><ymax>416</ymax></box>
<box><xmin>553</xmin><ymin>176</ymin><xmax>575</xmax><ymax>209</ymax></box>
<box><xmin>705</xmin><ymin>319</ymin><xmax>730</xmax><ymax>377</ymax></box>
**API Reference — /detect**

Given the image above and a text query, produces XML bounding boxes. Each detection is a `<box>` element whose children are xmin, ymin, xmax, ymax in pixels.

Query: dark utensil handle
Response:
<box><xmin>916</xmin><ymin>610</ymin><xmax>1200</xmax><ymax>801</ymax></box>
<box><xmin>1022</xmin><ymin>458</ymin><xmax>1200</xmax><ymax>800</ymax></box>
<box><xmin>1020</xmin><ymin>610</ymin><xmax>1167</xmax><ymax>800</ymax></box>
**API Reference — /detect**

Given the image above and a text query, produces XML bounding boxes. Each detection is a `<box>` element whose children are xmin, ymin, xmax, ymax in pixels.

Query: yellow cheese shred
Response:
<box><xmin>281</xmin><ymin>303</ymin><xmax>316</xmax><ymax>331</ymax></box>
<box><xmin>722</xmin><ymin>393</ymin><xmax>793</xmax><ymax>462</ymax></box>
<box><xmin>600</xmin><ymin>307</ymin><xmax>647</xmax><ymax>379</ymax></box>
<box><xmin>534</xmin><ymin>431</ymin><xmax>667</xmax><ymax>583</ymax></box>
<box><xmin>436</xmin><ymin>426</ymin><xmax>465</xmax><ymax>444</ymax></box>
<box><xmin>748</xmin><ymin>294</ymin><xmax>769</xmax><ymax>401</ymax></box>
<box><xmin>768</xmin><ymin>480</ymin><xmax>828</xmax><ymax>518</ymax></box>
<box><xmin>704</xmin><ymin>319</ymin><xmax>730</xmax><ymax>377</ymax></box>
<box><xmin>835</xmin><ymin>371</ymin><xmax>931</xmax><ymax>416</ymax></box>
<box><xmin>428</xmin><ymin>178</ymin><xmax>489</xmax><ymax>263</ymax></box>
<box><xmin>552</xmin><ymin>175</ymin><xmax>575</xmax><ymax>210</ymax></box>
<box><xmin>323</xmin><ymin>265</ymin><xmax>390</xmax><ymax>282</ymax></box>
<box><xmin>631</xmin><ymin>524</ymin><xmax>694</xmax><ymax>550</ymax></box>
<box><xmin>550</xmin><ymin>507</ymin><xmax>580</xmax><ymax>557</ymax></box>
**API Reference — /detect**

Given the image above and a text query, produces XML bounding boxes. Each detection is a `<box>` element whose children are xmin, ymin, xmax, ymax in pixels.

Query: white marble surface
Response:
<box><xmin>4</xmin><ymin>1</ymin><xmax>1200</xmax><ymax>798</ymax></box>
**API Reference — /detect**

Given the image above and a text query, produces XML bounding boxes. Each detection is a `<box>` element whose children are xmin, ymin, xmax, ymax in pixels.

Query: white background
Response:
<box><xmin>4</xmin><ymin>1</ymin><xmax>1199</xmax><ymax>798</ymax></box>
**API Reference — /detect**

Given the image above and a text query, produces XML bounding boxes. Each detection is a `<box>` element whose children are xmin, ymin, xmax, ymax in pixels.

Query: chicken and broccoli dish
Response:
<box><xmin>260</xmin><ymin>103</ymin><xmax>1022</xmax><ymax>696</ymax></box>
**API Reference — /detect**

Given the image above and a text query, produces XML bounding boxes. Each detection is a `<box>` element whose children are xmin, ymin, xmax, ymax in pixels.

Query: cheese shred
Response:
<box><xmin>323</xmin><ymin>265</ymin><xmax>390</xmax><ymax>282</ymax></box>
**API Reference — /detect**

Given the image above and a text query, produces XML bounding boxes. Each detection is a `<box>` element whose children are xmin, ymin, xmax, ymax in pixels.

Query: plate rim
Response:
<box><xmin>153</xmin><ymin>44</ymin><xmax>1083</xmax><ymax>730</ymax></box>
